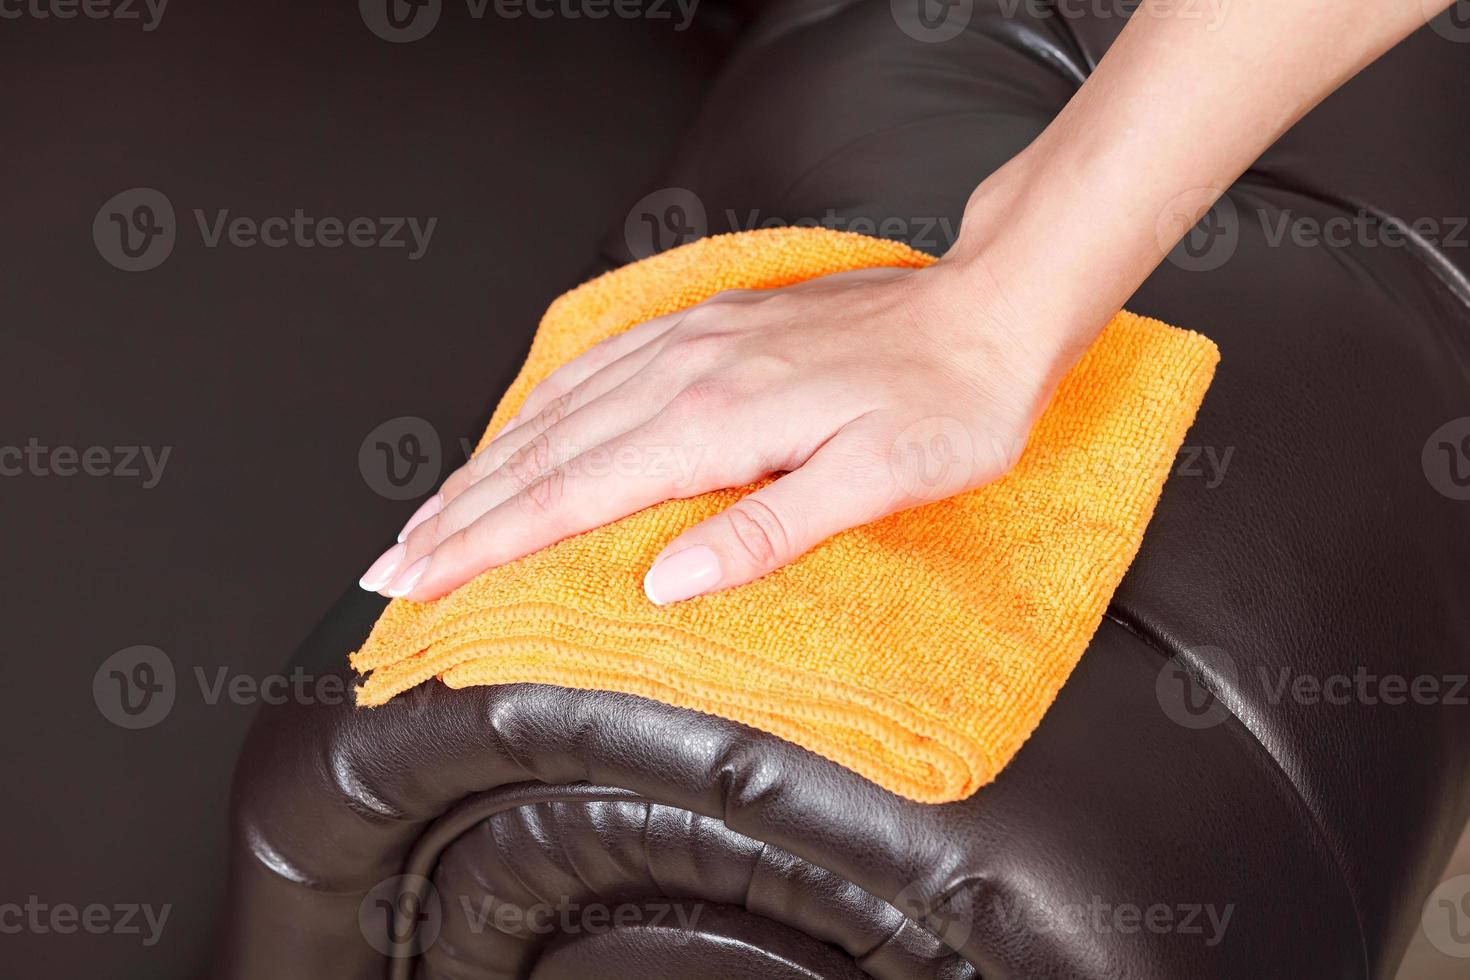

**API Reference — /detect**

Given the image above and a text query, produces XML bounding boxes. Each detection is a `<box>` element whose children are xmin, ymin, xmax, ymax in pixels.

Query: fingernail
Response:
<box><xmin>396</xmin><ymin>494</ymin><xmax>442</xmax><ymax>543</ymax></box>
<box><xmin>385</xmin><ymin>556</ymin><xmax>431</xmax><ymax>598</ymax></box>
<box><xmin>359</xmin><ymin>543</ymin><xmax>406</xmax><ymax>592</ymax></box>
<box><xmin>643</xmin><ymin>545</ymin><xmax>721</xmax><ymax>606</ymax></box>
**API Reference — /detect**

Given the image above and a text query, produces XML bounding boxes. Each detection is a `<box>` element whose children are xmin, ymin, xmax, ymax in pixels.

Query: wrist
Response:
<box><xmin>932</xmin><ymin>150</ymin><xmax>1114</xmax><ymax>393</ymax></box>
<box><xmin>936</xmin><ymin>135</ymin><xmax>1196</xmax><ymax>389</ymax></box>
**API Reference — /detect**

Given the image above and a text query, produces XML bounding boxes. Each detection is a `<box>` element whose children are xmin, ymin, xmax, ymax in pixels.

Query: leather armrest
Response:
<box><xmin>216</xmin><ymin>588</ymin><xmax>1359</xmax><ymax>979</ymax></box>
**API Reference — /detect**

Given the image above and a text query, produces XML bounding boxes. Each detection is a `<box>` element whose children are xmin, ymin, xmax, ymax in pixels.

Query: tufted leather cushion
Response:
<box><xmin>216</xmin><ymin>2</ymin><xmax>1470</xmax><ymax>977</ymax></box>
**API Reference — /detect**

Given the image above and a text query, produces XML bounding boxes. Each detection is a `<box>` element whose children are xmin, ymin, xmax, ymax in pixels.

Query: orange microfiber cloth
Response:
<box><xmin>351</xmin><ymin>227</ymin><xmax>1218</xmax><ymax>803</ymax></box>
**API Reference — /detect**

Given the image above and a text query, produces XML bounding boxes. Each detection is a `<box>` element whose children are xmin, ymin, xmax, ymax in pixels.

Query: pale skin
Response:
<box><xmin>360</xmin><ymin>0</ymin><xmax>1458</xmax><ymax>604</ymax></box>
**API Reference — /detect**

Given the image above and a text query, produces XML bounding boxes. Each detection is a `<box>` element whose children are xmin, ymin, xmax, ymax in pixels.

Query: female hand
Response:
<box><xmin>359</xmin><ymin>234</ymin><xmax>1088</xmax><ymax>604</ymax></box>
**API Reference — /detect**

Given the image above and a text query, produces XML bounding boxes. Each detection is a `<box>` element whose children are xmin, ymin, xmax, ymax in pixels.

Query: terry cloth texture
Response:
<box><xmin>351</xmin><ymin>227</ymin><xmax>1219</xmax><ymax>803</ymax></box>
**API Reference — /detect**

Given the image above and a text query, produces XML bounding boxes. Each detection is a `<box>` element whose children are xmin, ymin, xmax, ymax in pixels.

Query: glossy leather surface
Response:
<box><xmin>218</xmin><ymin>2</ymin><xmax>1470</xmax><ymax>977</ymax></box>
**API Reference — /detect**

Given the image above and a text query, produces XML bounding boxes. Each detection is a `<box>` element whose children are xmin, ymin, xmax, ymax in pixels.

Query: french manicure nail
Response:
<box><xmin>643</xmin><ymin>545</ymin><xmax>721</xmax><ymax>606</ymax></box>
<box><xmin>359</xmin><ymin>543</ymin><xmax>406</xmax><ymax>592</ymax></box>
<box><xmin>385</xmin><ymin>556</ymin><xmax>431</xmax><ymax>598</ymax></box>
<box><xmin>396</xmin><ymin>494</ymin><xmax>442</xmax><ymax>543</ymax></box>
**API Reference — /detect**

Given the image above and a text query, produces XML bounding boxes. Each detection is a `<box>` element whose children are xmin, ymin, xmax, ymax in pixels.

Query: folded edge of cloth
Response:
<box><xmin>350</xmin><ymin>227</ymin><xmax>1219</xmax><ymax>803</ymax></box>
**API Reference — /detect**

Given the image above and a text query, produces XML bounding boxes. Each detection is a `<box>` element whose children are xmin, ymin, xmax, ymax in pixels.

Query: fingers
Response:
<box><xmin>481</xmin><ymin>338</ymin><xmax>666</xmax><ymax>476</ymax></box>
<box><xmin>642</xmin><ymin>418</ymin><xmax>901</xmax><ymax>605</ymax></box>
<box><xmin>413</xmin><ymin>335</ymin><xmax>678</xmax><ymax>545</ymax></box>
<box><xmin>393</xmin><ymin>492</ymin><xmax>443</xmax><ymax>544</ymax></box>
<box><xmin>392</xmin><ymin>416</ymin><xmax>729</xmax><ymax>601</ymax></box>
<box><xmin>408</xmin><ymin>384</ymin><xmax>673</xmax><ymax>559</ymax></box>
<box><xmin>417</xmin><ymin>288</ymin><xmax>762</xmax><ymax>533</ymax></box>
<box><xmin>499</xmin><ymin>307</ymin><xmax>684</xmax><ymax>440</ymax></box>
<box><xmin>495</xmin><ymin>288</ymin><xmax>757</xmax><ymax>443</ymax></box>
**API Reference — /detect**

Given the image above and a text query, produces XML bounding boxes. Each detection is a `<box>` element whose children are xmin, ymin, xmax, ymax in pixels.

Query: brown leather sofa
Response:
<box><xmin>216</xmin><ymin>2</ymin><xmax>1470</xmax><ymax>976</ymax></box>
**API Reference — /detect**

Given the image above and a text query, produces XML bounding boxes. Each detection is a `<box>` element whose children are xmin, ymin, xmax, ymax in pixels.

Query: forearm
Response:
<box><xmin>945</xmin><ymin>0</ymin><xmax>1455</xmax><ymax>378</ymax></box>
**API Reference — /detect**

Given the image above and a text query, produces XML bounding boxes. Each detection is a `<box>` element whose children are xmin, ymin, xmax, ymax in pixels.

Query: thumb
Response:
<box><xmin>642</xmin><ymin>420</ymin><xmax>903</xmax><ymax>605</ymax></box>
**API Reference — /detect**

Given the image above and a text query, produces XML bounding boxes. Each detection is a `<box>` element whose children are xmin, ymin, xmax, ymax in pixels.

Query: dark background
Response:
<box><xmin>0</xmin><ymin>2</ymin><xmax>728</xmax><ymax>975</ymax></box>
